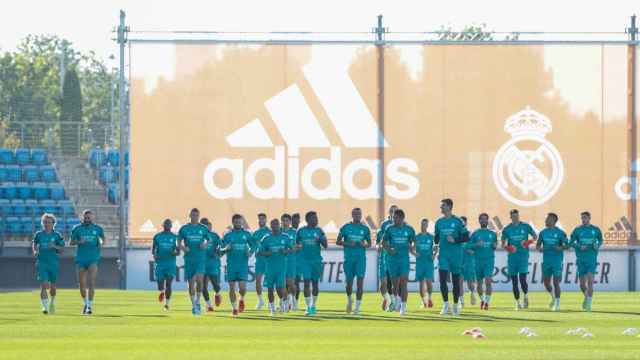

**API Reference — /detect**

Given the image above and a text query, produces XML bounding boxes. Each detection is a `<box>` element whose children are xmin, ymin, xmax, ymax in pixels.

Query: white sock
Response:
<box><xmin>84</xmin><ymin>298</ymin><xmax>89</xmax><ymax>306</ymax></box>
<box><xmin>443</xmin><ymin>301</ymin><xmax>449</xmax><ymax>308</ymax></box>
<box><xmin>232</xmin><ymin>301</ymin><xmax>238</xmax><ymax>310</ymax></box>
<box><xmin>524</xmin><ymin>293</ymin><xmax>529</xmax><ymax>300</ymax></box>
<box><xmin>401</xmin><ymin>302</ymin><xmax>407</xmax><ymax>311</ymax></box>
<box><xmin>257</xmin><ymin>294</ymin><xmax>263</xmax><ymax>302</ymax></box>
<box><xmin>41</xmin><ymin>298</ymin><xmax>49</xmax><ymax>309</ymax></box>
<box><xmin>50</xmin><ymin>297</ymin><xmax>56</xmax><ymax>305</ymax></box>
<box><xmin>395</xmin><ymin>295</ymin><xmax>401</xmax><ymax>305</ymax></box>
<box><xmin>313</xmin><ymin>296</ymin><xmax>318</xmax><ymax>307</ymax></box>
<box><xmin>269</xmin><ymin>302</ymin><xmax>275</xmax><ymax>312</ymax></box>
<box><xmin>240</xmin><ymin>295</ymin><xmax>245</xmax><ymax>302</ymax></box>
<box><xmin>165</xmin><ymin>298</ymin><xmax>171</xmax><ymax>306</ymax></box>
<box><xmin>423</xmin><ymin>296</ymin><xmax>429</xmax><ymax>304</ymax></box>
<box><xmin>486</xmin><ymin>295</ymin><xmax>491</xmax><ymax>304</ymax></box>
<box><xmin>347</xmin><ymin>295</ymin><xmax>353</xmax><ymax>306</ymax></box>
<box><xmin>384</xmin><ymin>293</ymin><xmax>391</xmax><ymax>303</ymax></box>
<box><xmin>288</xmin><ymin>294</ymin><xmax>294</xmax><ymax>304</ymax></box>
<box><xmin>305</xmin><ymin>297</ymin><xmax>312</xmax><ymax>309</ymax></box>
<box><xmin>555</xmin><ymin>298</ymin><xmax>560</xmax><ymax>306</ymax></box>
<box><xmin>87</xmin><ymin>300</ymin><xmax>93</xmax><ymax>308</ymax></box>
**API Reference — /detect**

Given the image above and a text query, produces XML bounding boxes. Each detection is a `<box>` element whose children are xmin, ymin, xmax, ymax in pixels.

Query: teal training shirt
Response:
<box><xmin>338</xmin><ymin>222</ymin><xmax>371</xmax><ymax>261</ymax></box>
<box><xmin>34</xmin><ymin>230</ymin><xmax>64</xmax><ymax>263</ymax></box>
<box><xmin>71</xmin><ymin>223</ymin><xmax>104</xmax><ymax>262</ymax></box>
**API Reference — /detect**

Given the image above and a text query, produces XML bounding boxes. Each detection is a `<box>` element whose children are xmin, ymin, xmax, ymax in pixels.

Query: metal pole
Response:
<box><xmin>117</xmin><ymin>10</ymin><xmax>128</xmax><ymax>290</ymax></box>
<box><xmin>629</xmin><ymin>15</ymin><xmax>638</xmax><ymax>291</ymax></box>
<box><xmin>375</xmin><ymin>15</ymin><xmax>386</xmax><ymax>226</ymax></box>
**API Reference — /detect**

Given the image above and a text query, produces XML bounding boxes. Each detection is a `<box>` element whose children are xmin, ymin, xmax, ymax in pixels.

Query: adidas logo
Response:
<box><xmin>203</xmin><ymin>65</ymin><xmax>420</xmax><ymax>200</ymax></box>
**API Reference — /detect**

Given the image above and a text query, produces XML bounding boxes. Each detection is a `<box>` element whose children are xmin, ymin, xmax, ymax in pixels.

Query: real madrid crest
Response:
<box><xmin>492</xmin><ymin>106</ymin><xmax>564</xmax><ymax>207</ymax></box>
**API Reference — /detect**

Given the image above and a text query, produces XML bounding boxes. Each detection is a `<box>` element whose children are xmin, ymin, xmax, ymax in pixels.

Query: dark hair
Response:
<box><xmin>305</xmin><ymin>211</ymin><xmax>317</xmax><ymax>222</ymax></box>
<box><xmin>510</xmin><ymin>209</ymin><xmax>519</xmax><ymax>215</ymax></box>
<box><xmin>394</xmin><ymin>209</ymin><xmax>405</xmax><ymax>219</ymax></box>
<box><xmin>581</xmin><ymin>211</ymin><xmax>591</xmax><ymax>217</ymax></box>
<box><xmin>548</xmin><ymin>212</ymin><xmax>559</xmax><ymax>222</ymax></box>
<box><xmin>232</xmin><ymin>214</ymin><xmax>243</xmax><ymax>222</ymax></box>
<box><xmin>281</xmin><ymin>213</ymin><xmax>292</xmax><ymax>221</ymax></box>
<box><xmin>479</xmin><ymin>213</ymin><xmax>489</xmax><ymax>219</ymax></box>
<box><xmin>441</xmin><ymin>198</ymin><xmax>453</xmax><ymax>208</ymax></box>
<box><xmin>460</xmin><ymin>216</ymin><xmax>467</xmax><ymax>222</ymax></box>
<box><xmin>199</xmin><ymin>218</ymin><xmax>210</xmax><ymax>226</ymax></box>
<box><xmin>258</xmin><ymin>213</ymin><xmax>267</xmax><ymax>218</ymax></box>
<box><xmin>82</xmin><ymin>209</ymin><xmax>93</xmax><ymax>216</ymax></box>
<box><xmin>352</xmin><ymin>207</ymin><xmax>362</xmax><ymax>212</ymax></box>
<box><xmin>292</xmin><ymin>213</ymin><xmax>300</xmax><ymax>219</ymax></box>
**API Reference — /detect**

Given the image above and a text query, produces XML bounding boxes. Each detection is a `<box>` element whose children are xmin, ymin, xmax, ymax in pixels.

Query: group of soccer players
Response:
<box><xmin>31</xmin><ymin>199</ymin><xmax>604</xmax><ymax>317</ymax></box>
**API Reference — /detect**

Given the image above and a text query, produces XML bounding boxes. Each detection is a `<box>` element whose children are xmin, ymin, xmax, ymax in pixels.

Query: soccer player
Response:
<box><xmin>470</xmin><ymin>213</ymin><xmax>497</xmax><ymax>310</ymax></box>
<box><xmin>291</xmin><ymin>213</ymin><xmax>303</xmax><ymax>310</ymax></box>
<box><xmin>381</xmin><ymin>209</ymin><xmax>415</xmax><ymax>316</ymax></box>
<box><xmin>434</xmin><ymin>199</ymin><xmax>468</xmax><ymax>316</ymax></box>
<box><xmin>537</xmin><ymin>212</ymin><xmax>568</xmax><ymax>311</ymax></box>
<box><xmin>251</xmin><ymin>213</ymin><xmax>271</xmax><ymax>310</ymax></box>
<box><xmin>152</xmin><ymin>219</ymin><xmax>179</xmax><ymax>311</ymax></box>
<box><xmin>281</xmin><ymin>213</ymin><xmax>298</xmax><ymax>312</ymax></box>
<box><xmin>32</xmin><ymin>213</ymin><xmax>65</xmax><ymax>314</ymax></box>
<box><xmin>501</xmin><ymin>209</ymin><xmax>537</xmax><ymax>310</ymax></box>
<box><xmin>337</xmin><ymin>207</ymin><xmax>371</xmax><ymax>315</ymax></box>
<box><xmin>258</xmin><ymin>218</ymin><xmax>291</xmax><ymax>316</ymax></box>
<box><xmin>459</xmin><ymin>216</ymin><xmax>477</xmax><ymax>308</ymax></box>
<box><xmin>70</xmin><ymin>209</ymin><xmax>105</xmax><ymax>315</ymax></box>
<box><xmin>378</xmin><ymin>204</ymin><xmax>398</xmax><ymax>311</ymax></box>
<box><xmin>296</xmin><ymin>211</ymin><xmax>328</xmax><ymax>315</ymax></box>
<box><xmin>570</xmin><ymin>211</ymin><xmax>603</xmax><ymax>311</ymax></box>
<box><xmin>200</xmin><ymin>218</ymin><xmax>222</xmax><ymax>312</ymax></box>
<box><xmin>411</xmin><ymin>218</ymin><xmax>435</xmax><ymax>308</ymax></box>
<box><xmin>222</xmin><ymin>214</ymin><xmax>253</xmax><ymax>316</ymax></box>
<box><xmin>178</xmin><ymin>208</ymin><xmax>209</xmax><ymax>315</ymax></box>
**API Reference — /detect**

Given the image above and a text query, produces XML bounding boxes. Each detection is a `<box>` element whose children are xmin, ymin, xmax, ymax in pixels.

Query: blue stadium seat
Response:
<box><xmin>34</xmin><ymin>219</ymin><xmax>43</xmax><ymax>232</ymax></box>
<box><xmin>107</xmin><ymin>149</ymin><xmax>119</xmax><ymax>167</ymax></box>
<box><xmin>6</xmin><ymin>165</ymin><xmax>21</xmax><ymax>182</ymax></box>
<box><xmin>66</xmin><ymin>217</ymin><xmax>81</xmax><ymax>232</ymax></box>
<box><xmin>0</xmin><ymin>198</ymin><xmax>11</xmax><ymax>216</ymax></box>
<box><xmin>23</xmin><ymin>165</ymin><xmax>40</xmax><ymax>183</ymax></box>
<box><xmin>89</xmin><ymin>148</ymin><xmax>107</xmax><ymax>169</ymax></box>
<box><xmin>15</xmin><ymin>148</ymin><xmax>31</xmax><ymax>165</ymax></box>
<box><xmin>32</xmin><ymin>182</ymin><xmax>49</xmax><ymax>200</ymax></box>
<box><xmin>25</xmin><ymin>199</ymin><xmax>38</xmax><ymax>217</ymax></box>
<box><xmin>40</xmin><ymin>165</ymin><xmax>57</xmax><ymax>183</ymax></box>
<box><xmin>49</xmin><ymin>183</ymin><xmax>65</xmax><ymax>201</ymax></box>
<box><xmin>58</xmin><ymin>199</ymin><xmax>75</xmax><ymax>217</ymax></box>
<box><xmin>53</xmin><ymin>218</ymin><xmax>64</xmax><ymax>233</ymax></box>
<box><xmin>16</xmin><ymin>182</ymin><xmax>32</xmax><ymax>200</ymax></box>
<box><xmin>20</xmin><ymin>216</ymin><xmax>34</xmax><ymax>235</ymax></box>
<box><xmin>99</xmin><ymin>166</ymin><xmax>117</xmax><ymax>185</ymax></box>
<box><xmin>0</xmin><ymin>166</ymin><xmax>7</xmax><ymax>182</ymax></box>
<box><xmin>31</xmin><ymin>149</ymin><xmax>48</xmax><ymax>166</ymax></box>
<box><xmin>40</xmin><ymin>199</ymin><xmax>59</xmax><ymax>216</ymax></box>
<box><xmin>11</xmin><ymin>199</ymin><xmax>27</xmax><ymax>217</ymax></box>
<box><xmin>0</xmin><ymin>148</ymin><xmax>14</xmax><ymax>165</ymax></box>
<box><xmin>1</xmin><ymin>182</ymin><xmax>17</xmax><ymax>200</ymax></box>
<box><xmin>125</xmin><ymin>151</ymin><xmax>129</xmax><ymax>166</ymax></box>
<box><xmin>6</xmin><ymin>216</ymin><xmax>21</xmax><ymax>235</ymax></box>
<box><xmin>107</xmin><ymin>183</ymin><xmax>117</xmax><ymax>204</ymax></box>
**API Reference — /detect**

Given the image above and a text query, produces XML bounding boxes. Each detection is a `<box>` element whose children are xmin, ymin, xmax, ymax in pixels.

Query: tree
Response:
<box><xmin>437</xmin><ymin>23</ymin><xmax>520</xmax><ymax>41</ymax></box>
<box><xmin>60</xmin><ymin>68</ymin><xmax>82</xmax><ymax>155</ymax></box>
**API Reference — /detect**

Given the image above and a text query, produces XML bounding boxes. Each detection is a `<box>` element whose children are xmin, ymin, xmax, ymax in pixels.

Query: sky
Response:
<box><xmin>0</xmin><ymin>0</ymin><xmax>638</xmax><ymax>66</ymax></box>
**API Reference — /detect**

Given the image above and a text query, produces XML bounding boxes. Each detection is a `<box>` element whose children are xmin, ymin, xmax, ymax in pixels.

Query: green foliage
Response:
<box><xmin>0</xmin><ymin>34</ymin><xmax>117</xmax><ymax>153</ymax></box>
<box><xmin>60</xmin><ymin>68</ymin><xmax>82</xmax><ymax>155</ymax></box>
<box><xmin>438</xmin><ymin>23</ymin><xmax>520</xmax><ymax>41</ymax></box>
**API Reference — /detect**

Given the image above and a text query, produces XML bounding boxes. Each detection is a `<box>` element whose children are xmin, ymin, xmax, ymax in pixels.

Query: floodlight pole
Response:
<box><xmin>117</xmin><ymin>10</ymin><xmax>128</xmax><ymax>290</ymax></box>
<box><xmin>627</xmin><ymin>14</ymin><xmax>638</xmax><ymax>291</ymax></box>
<box><xmin>375</xmin><ymin>15</ymin><xmax>386</xmax><ymax>227</ymax></box>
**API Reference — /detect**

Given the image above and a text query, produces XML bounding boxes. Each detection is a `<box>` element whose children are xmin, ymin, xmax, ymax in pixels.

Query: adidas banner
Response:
<box><xmin>129</xmin><ymin>43</ymin><xmax>635</xmax><ymax>244</ymax></box>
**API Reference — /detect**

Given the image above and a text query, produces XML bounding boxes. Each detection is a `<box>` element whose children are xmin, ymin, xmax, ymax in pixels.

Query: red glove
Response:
<box><xmin>522</xmin><ymin>239</ymin><xmax>535</xmax><ymax>247</ymax></box>
<box><xmin>506</xmin><ymin>245</ymin><xmax>517</xmax><ymax>253</ymax></box>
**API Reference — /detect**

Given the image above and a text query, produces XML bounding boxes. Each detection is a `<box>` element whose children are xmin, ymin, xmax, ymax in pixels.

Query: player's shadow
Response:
<box><xmin>584</xmin><ymin>310</ymin><xmax>640</xmax><ymax>316</ymax></box>
<box><xmin>459</xmin><ymin>313</ymin><xmax>556</xmax><ymax>323</ymax></box>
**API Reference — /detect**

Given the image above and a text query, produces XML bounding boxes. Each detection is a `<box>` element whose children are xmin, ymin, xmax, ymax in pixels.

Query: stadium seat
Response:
<box><xmin>25</xmin><ymin>199</ymin><xmax>39</xmax><ymax>217</ymax></box>
<box><xmin>49</xmin><ymin>183</ymin><xmax>65</xmax><ymax>201</ymax></box>
<box><xmin>107</xmin><ymin>183</ymin><xmax>117</xmax><ymax>204</ymax></box>
<box><xmin>40</xmin><ymin>199</ymin><xmax>59</xmax><ymax>216</ymax></box>
<box><xmin>16</xmin><ymin>182</ymin><xmax>32</xmax><ymax>200</ymax></box>
<box><xmin>1</xmin><ymin>182</ymin><xmax>17</xmax><ymax>200</ymax></box>
<box><xmin>6</xmin><ymin>217</ymin><xmax>21</xmax><ymax>235</ymax></box>
<box><xmin>66</xmin><ymin>218</ymin><xmax>81</xmax><ymax>232</ymax></box>
<box><xmin>0</xmin><ymin>148</ymin><xmax>14</xmax><ymax>165</ymax></box>
<box><xmin>40</xmin><ymin>165</ymin><xmax>57</xmax><ymax>183</ymax></box>
<box><xmin>53</xmin><ymin>218</ymin><xmax>64</xmax><ymax>233</ymax></box>
<box><xmin>34</xmin><ymin>220</ymin><xmax>43</xmax><ymax>232</ymax></box>
<box><xmin>20</xmin><ymin>216</ymin><xmax>34</xmax><ymax>235</ymax></box>
<box><xmin>0</xmin><ymin>198</ymin><xmax>11</xmax><ymax>216</ymax></box>
<box><xmin>11</xmin><ymin>199</ymin><xmax>27</xmax><ymax>217</ymax></box>
<box><xmin>6</xmin><ymin>165</ymin><xmax>21</xmax><ymax>182</ymax></box>
<box><xmin>15</xmin><ymin>148</ymin><xmax>31</xmax><ymax>165</ymax></box>
<box><xmin>23</xmin><ymin>165</ymin><xmax>40</xmax><ymax>183</ymax></box>
<box><xmin>31</xmin><ymin>149</ymin><xmax>48</xmax><ymax>166</ymax></box>
<box><xmin>107</xmin><ymin>149</ymin><xmax>119</xmax><ymax>167</ymax></box>
<box><xmin>32</xmin><ymin>182</ymin><xmax>49</xmax><ymax>200</ymax></box>
<box><xmin>99</xmin><ymin>166</ymin><xmax>117</xmax><ymax>185</ymax></box>
<box><xmin>0</xmin><ymin>166</ymin><xmax>7</xmax><ymax>182</ymax></box>
<box><xmin>89</xmin><ymin>148</ymin><xmax>107</xmax><ymax>169</ymax></box>
<box><xmin>58</xmin><ymin>199</ymin><xmax>75</xmax><ymax>217</ymax></box>
<box><xmin>125</xmin><ymin>151</ymin><xmax>129</xmax><ymax>166</ymax></box>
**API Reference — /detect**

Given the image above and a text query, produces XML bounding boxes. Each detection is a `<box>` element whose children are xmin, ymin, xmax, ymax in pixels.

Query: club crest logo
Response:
<box><xmin>492</xmin><ymin>106</ymin><xmax>564</xmax><ymax>207</ymax></box>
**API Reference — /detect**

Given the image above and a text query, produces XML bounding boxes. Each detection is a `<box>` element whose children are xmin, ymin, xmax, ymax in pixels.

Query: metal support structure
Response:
<box><xmin>375</xmin><ymin>15</ymin><xmax>386</xmax><ymax>226</ymax></box>
<box><xmin>628</xmin><ymin>15</ymin><xmax>638</xmax><ymax>291</ymax></box>
<box><xmin>117</xmin><ymin>10</ymin><xmax>128</xmax><ymax>290</ymax></box>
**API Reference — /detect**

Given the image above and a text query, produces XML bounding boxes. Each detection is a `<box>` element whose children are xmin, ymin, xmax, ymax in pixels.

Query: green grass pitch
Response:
<box><xmin>0</xmin><ymin>290</ymin><xmax>638</xmax><ymax>359</ymax></box>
